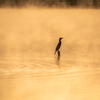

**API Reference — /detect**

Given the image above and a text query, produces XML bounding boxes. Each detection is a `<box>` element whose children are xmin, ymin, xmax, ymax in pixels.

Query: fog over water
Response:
<box><xmin>0</xmin><ymin>8</ymin><xmax>100</xmax><ymax>100</ymax></box>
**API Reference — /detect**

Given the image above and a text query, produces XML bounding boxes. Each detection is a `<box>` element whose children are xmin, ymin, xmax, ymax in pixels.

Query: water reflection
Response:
<box><xmin>54</xmin><ymin>51</ymin><xmax>61</xmax><ymax>69</ymax></box>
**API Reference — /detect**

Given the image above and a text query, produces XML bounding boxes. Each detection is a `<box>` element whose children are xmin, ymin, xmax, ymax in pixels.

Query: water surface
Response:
<box><xmin>0</xmin><ymin>8</ymin><xmax>100</xmax><ymax>100</ymax></box>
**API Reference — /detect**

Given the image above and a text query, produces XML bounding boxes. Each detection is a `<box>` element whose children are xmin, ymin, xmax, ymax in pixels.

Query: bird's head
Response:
<box><xmin>59</xmin><ymin>37</ymin><xmax>63</xmax><ymax>41</ymax></box>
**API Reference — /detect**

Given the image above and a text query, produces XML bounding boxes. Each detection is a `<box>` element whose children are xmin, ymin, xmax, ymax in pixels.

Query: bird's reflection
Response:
<box><xmin>57</xmin><ymin>50</ymin><xmax>61</xmax><ymax>69</ymax></box>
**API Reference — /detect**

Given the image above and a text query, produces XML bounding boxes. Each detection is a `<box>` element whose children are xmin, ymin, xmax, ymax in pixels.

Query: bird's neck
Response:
<box><xmin>59</xmin><ymin>40</ymin><xmax>61</xmax><ymax>43</ymax></box>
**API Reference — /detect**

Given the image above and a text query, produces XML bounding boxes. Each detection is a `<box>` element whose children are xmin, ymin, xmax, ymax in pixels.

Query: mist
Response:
<box><xmin>0</xmin><ymin>2</ymin><xmax>100</xmax><ymax>100</ymax></box>
<box><xmin>0</xmin><ymin>8</ymin><xmax>100</xmax><ymax>59</ymax></box>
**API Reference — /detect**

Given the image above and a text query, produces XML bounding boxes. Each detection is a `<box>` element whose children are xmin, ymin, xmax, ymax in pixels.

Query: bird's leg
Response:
<box><xmin>58</xmin><ymin>50</ymin><xmax>60</xmax><ymax>61</ymax></box>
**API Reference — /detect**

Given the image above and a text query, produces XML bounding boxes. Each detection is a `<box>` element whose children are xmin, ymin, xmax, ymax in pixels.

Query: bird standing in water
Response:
<box><xmin>54</xmin><ymin>38</ymin><xmax>63</xmax><ymax>55</ymax></box>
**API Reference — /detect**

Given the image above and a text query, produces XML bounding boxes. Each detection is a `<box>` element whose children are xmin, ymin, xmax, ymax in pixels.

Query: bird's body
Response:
<box><xmin>54</xmin><ymin>38</ymin><xmax>63</xmax><ymax>54</ymax></box>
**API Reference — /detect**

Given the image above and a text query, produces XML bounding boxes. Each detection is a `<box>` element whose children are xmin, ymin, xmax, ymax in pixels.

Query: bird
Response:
<box><xmin>54</xmin><ymin>37</ymin><xmax>63</xmax><ymax>55</ymax></box>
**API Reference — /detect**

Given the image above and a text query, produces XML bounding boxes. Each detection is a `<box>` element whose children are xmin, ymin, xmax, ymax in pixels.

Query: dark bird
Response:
<box><xmin>54</xmin><ymin>38</ymin><xmax>63</xmax><ymax>55</ymax></box>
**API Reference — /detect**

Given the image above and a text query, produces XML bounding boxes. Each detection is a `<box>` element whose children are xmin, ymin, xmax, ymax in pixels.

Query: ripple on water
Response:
<box><xmin>0</xmin><ymin>57</ymin><xmax>100</xmax><ymax>78</ymax></box>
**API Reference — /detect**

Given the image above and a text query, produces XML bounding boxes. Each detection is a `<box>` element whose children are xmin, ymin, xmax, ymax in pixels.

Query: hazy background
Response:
<box><xmin>0</xmin><ymin>9</ymin><xmax>100</xmax><ymax>59</ymax></box>
<box><xmin>0</xmin><ymin>1</ymin><xmax>100</xmax><ymax>100</ymax></box>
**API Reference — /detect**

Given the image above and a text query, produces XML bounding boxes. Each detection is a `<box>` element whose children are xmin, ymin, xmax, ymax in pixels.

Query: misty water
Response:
<box><xmin>0</xmin><ymin>8</ymin><xmax>100</xmax><ymax>100</ymax></box>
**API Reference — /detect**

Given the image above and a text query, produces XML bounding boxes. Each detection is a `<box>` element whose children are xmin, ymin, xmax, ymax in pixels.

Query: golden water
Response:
<box><xmin>0</xmin><ymin>8</ymin><xmax>100</xmax><ymax>100</ymax></box>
